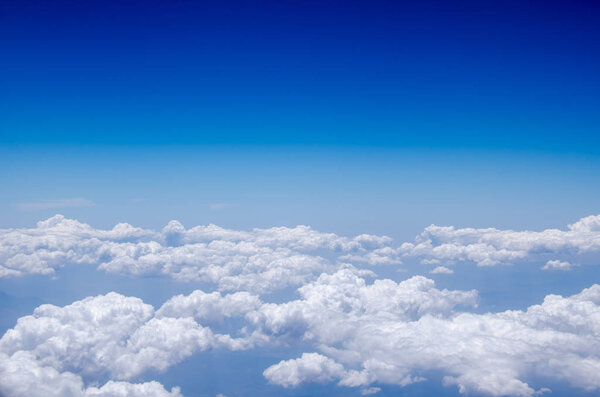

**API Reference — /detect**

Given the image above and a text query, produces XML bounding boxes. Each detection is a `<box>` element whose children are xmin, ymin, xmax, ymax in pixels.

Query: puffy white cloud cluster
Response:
<box><xmin>156</xmin><ymin>290</ymin><xmax>261</xmax><ymax>322</ymax></box>
<box><xmin>263</xmin><ymin>352</ymin><xmax>346</xmax><ymax>387</ymax></box>
<box><xmin>542</xmin><ymin>259</ymin><xmax>575</xmax><ymax>271</ymax></box>
<box><xmin>4</xmin><ymin>214</ymin><xmax>600</xmax><ymax>286</ymax></box>
<box><xmin>257</xmin><ymin>269</ymin><xmax>600</xmax><ymax>396</ymax></box>
<box><xmin>429</xmin><ymin>265</ymin><xmax>453</xmax><ymax>274</ymax></box>
<box><xmin>0</xmin><ymin>351</ymin><xmax>183</xmax><ymax>397</ymax></box>
<box><xmin>3</xmin><ymin>215</ymin><xmax>600</xmax><ymax>396</ymax></box>
<box><xmin>0</xmin><ymin>215</ymin><xmax>394</xmax><ymax>292</ymax></box>
<box><xmin>2</xmin><ymin>268</ymin><xmax>600</xmax><ymax>396</ymax></box>
<box><xmin>0</xmin><ymin>290</ymin><xmax>254</xmax><ymax>397</ymax></box>
<box><xmin>400</xmin><ymin>214</ymin><xmax>600</xmax><ymax>268</ymax></box>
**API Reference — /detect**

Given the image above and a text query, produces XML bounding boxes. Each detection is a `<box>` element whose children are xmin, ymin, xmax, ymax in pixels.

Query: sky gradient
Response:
<box><xmin>2</xmin><ymin>0</ymin><xmax>600</xmax><ymax>150</ymax></box>
<box><xmin>1</xmin><ymin>1</ymin><xmax>600</xmax><ymax>397</ymax></box>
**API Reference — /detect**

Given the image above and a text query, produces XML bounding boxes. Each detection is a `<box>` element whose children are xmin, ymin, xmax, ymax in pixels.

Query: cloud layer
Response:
<box><xmin>400</xmin><ymin>214</ymin><xmax>600</xmax><ymax>268</ymax></box>
<box><xmin>0</xmin><ymin>215</ymin><xmax>391</xmax><ymax>291</ymax></box>
<box><xmin>2</xmin><ymin>215</ymin><xmax>600</xmax><ymax>395</ymax></box>
<box><xmin>1</xmin><ymin>269</ymin><xmax>600</xmax><ymax>396</ymax></box>
<box><xmin>2</xmin><ymin>214</ymin><xmax>600</xmax><ymax>284</ymax></box>
<box><xmin>0</xmin><ymin>290</ymin><xmax>258</xmax><ymax>397</ymax></box>
<box><xmin>257</xmin><ymin>270</ymin><xmax>600</xmax><ymax>396</ymax></box>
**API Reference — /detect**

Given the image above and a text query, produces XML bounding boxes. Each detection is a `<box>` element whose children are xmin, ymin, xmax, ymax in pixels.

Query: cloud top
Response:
<box><xmin>3</xmin><ymin>214</ymin><xmax>600</xmax><ymax>284</ymax></box>
<box><xmin>0</xmin><ymin>215</ymin><xmax>392</xmax><ymax>292</ymax></box>
<box><xmin>1</xmin><ymin>269</ymin><xmax>600</xmax><ymax>396</ymax></box>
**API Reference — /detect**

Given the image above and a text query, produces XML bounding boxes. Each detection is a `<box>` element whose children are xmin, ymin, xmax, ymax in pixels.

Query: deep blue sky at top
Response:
<box><xmin>1</xmin><ymin>0</ymin><xmax>599</xmax><ymax>150</ymax></box>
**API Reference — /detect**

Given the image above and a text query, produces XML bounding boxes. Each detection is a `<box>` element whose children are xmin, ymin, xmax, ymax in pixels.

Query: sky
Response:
<box><xmin>1</xmin><ymin>1</ymin><xmax>600</xmax><ymax>397</ymax></box>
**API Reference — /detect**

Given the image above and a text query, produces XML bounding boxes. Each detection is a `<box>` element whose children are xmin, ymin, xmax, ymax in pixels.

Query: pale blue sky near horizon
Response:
<box><xmin>2</xmin><ymin>145</ymin><xmax>599</xmax><ymax>243</ymax></box>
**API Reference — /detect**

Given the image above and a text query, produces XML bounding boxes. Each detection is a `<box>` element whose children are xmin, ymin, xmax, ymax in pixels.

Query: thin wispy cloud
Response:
<box><xmin>16</xmin><ymin>198</ymin><xmax>95</xmax><ymax>212</ymax></box>
<box><xmin>209</xmin><ymin>203</ymin><xmax>231</xmax><ymax>211</ymax></box>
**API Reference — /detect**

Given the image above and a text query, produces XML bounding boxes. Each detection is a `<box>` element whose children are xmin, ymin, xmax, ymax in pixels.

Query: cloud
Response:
<box><xmin>3</xmin><ymin>214</ymin><xmax>600</xmax><ymax>285</ymax></box>
<box><xmin>360</xmin><ymin>387</ymin><xmax>381</xmax><ymax>395</ymax></box>
<box><xmin>255</xmin><ymin>269</ymin><xmax>600</xmax><ymax>396</ymax></box>
<box><xmin>209</xmin><ymin>203</ymin><xmax>231</xmax><ymax>211</ymax></box>
<box><xmin>0</xmin><ymin>215</ymin><xmax>392</xmax><ymax>293</ymax></box>
<box><xmin>429</xmin><ymin>266</ymin><xmax>454</xmax><ymax>274</ymax></box>
<box><xmin>0</xmin><ymin>291</ymin><xmax>255</xmax><ymax>397</ymax></box>
<box><xmin>3</xmin><ymin>266</ymin><xmax>600</xmax><ymax>396</ymax></box>
<box><xmin>263</xmin><ymin>352</ymin><xmax>346</xmax><ymax>387</ymax></box>
<box><xmin>541</xmin><ymin>260</ymin><xmax>575</xmax><ymax>271</ymax></box>
<box><xmin>16</xmin><ymin>198</ymin><xmax>95</xmax><ymax>211</ymax></box>
<box><xmin>156</xmin><ymin>290</ymin><xmax>262</xmax><ymax>323</ymax></box>
<box><xmin>399</xmin><ymin>214</ymin><xmax>600</xmax><ymax>267</ymax></box>
<box><xmin>0</xmin><ymin>351</ymin><xmax>183</xmax><ymax>397</ymax></box>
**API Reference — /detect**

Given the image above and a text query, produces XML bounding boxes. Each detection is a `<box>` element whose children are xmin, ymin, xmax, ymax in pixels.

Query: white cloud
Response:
<box><xmin>542</xmin><ymin>260</ymin><xmax>575</xmax><ymax>271</ymax></box>
<box><xmin>209</xmin><ymin>203</ymin><xmax>231</xmax><ymax>211</ymax></box>
<box><xmin>0</xmin><ymin>291</ymin><xmax>254</xmax><ymax>397</ymax></box>
<box><xmin>16</xmin><ymin>198</ymin><xmax>95</xmax><ymax>211</ymax></box>
<box><xmin>85</xmin><ymin>381</ymin><xmax>182</xmax><ymax>397</ymax></box>
<box><xmin>3</xmin><ymin>267</ymin><xmax>600</xmax><ymax>396</ymax></box>
<box><xmin>399</xmin><ymin>214</ymin><xmax>600</xmax><ymax>267</ymax></box>
<box><xmin>0</xmin><ymin>215</ymin><xmax>392</xmax><ymax>293</ymax></box>
<box><xmin>0</xmin><ymin>351</ymin><xmax>183</xmax><ymax>397</ymax></box>
<box><xmin>156</xmin><ymin>290</ymin><xmax>261</xmax><ymax>323</ymax></box>
<box><xmin>255</xmin><ymin>270</ymin><xmax>600</xmax><ymax>396</ymax></box>
<box><xmin>4</xmin><ymin>215</ymin><xmax>600</xmax><ymax>396</ymax></box>
<box><xmin>360</xmin><ymin>387</ymin><xmax>381</xmax><ymax>395</ymax></box>
<box><xmin>3</xmin><ymin>214</ymin><xmax>600</xmax><ymax>285</ymax></box>
<box><xmin>429</xmin><ymin>266</ymin><xmax>454</xmax><ymax>274</ymax></box>
<box><xmin>263</xmin><ymin>352</ymin><xmax>346</xmax><ymax>387</ymax></box>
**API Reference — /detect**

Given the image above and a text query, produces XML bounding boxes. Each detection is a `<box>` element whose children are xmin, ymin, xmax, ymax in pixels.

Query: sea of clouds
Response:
<box><xmin>1</xmin><ymin>215</ymin><xmax>600</xmax><ymax>396</ymax></box>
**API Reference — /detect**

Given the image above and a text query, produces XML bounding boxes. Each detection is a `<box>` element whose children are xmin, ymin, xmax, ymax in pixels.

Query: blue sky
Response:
<box><xmin>2</xmin><ymin>0</ymin><xmax>599</xmax><ymax>150</ymax></box>
<box><xmin>1</xmin><ymin>1</ymin><xmax>600</xmax><ymax>397</ymax></box>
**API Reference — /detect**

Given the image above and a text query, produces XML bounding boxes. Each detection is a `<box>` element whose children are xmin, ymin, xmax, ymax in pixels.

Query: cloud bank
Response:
<box><xmin>399</xmin><ymin>214</ymin><xmax>600</xmax><ymax>268</ymax></box>
<box><xmin>1</xmin><ymin>269</ymin><xmax>600</xmax><ymax>396</ymax></box>
<box><xmin>2</xmin><ymin>215</ymin><xmax>600</xmax><ymax>395</ymax></box>
<box><xmin>0</xmin><ymin>215</ymin><xmax>391</xmax><ymax>291</ymax></box>
<box><xmin>257</xmin><ymin>270</ymin><xmax>600</xmax><ymax>396</ymax></box>
<box><xmin>2</xmin><ymin>214</ymin><xmax>600</xmax><ymax>284</ymax></box>
<box><xmin>0</xmin><ymin>290</ymin><xmax>258</xmax><ymax>397</ymax></box>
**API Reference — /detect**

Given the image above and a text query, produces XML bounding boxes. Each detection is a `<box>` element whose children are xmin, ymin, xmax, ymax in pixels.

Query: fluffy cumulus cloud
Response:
<box><xmin>399</xmin><ymin>214</ymin><xmax>600</xmax><ymax>267</ymax></box>
<box><xmin>3</xmin><ymin>214</ymin><xmax>600</xmax><ymax>285</ymax></box>
<box><xmin>2</xmin><ymin>268</ymin><xmax>600</xmax><ymax>396</ymax></box>
<box><xmin>0</xmin><ymin>291</ymin><xmax>254</xmax><ymax>397</ymax></box>
<box><xmin>263</xmin><ymin>352</ymin><xmax>346</xmax><ymax>387</ymax></box>
<box><xmin>429</xmin><ymin>265</ymin><xmax>454</xmax><ymax>274</ymax></box>
<box><xmin>0</xmin><ymin>350</ymin><xmax>182</xmax><ymax>397</ymax></box>
<box><xmin>542</xmin><ymin>259</ymin><xmax>576</xmax><ymax>271</ymax></box>
<box><xmin>0</xmin><ymin>215</ymin><xmax>393</xmax><ymax>292</ymax></box>
<box><xmin>3</xmin><ymin>215</ymin><xmax>600</xmax><ymax>396</ymax></box>
<box><xmin>255</xmin><ymin>270</ymin><xmax>600</xmax><ymax>396</ymax></box>
<box><xmin>156</xmin><ymin>290</ymin><xmax>261</xmax><ymax>322</ymax></box>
